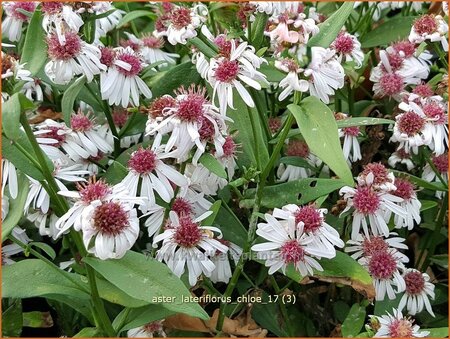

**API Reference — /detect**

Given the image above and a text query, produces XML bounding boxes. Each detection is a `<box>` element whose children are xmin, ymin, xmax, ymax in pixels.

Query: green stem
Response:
<box><xmin>431</xmin><ymin>42</ymin><xmax>449</xmax><ymax>70</ymax></box>
<box><xmin>270</xmin><ymin>276</ymin><xmax>294</xmax><ymax>336</ymax></box>
<box><xmin>348</xmin><ymin>83</ymin><xmax>354</xmax><ymax>116</ymax></box>
<box><xmin>11</xmin><ymin>138</ymin><xmax>44</xmax><ymax>171</ymax></box>
<box><xmin>421</xmin><ymin>192</ymin><xmax>448</xmax><ymax>271</ymax></box>
<box><xmin>247</xmin><ymin>105</ymin><xmax>261</xmax><ymax>171</ymax></box>
<box><xmin>20</xmin><ymin>115</ymin><xmax>116</xmax><ymax>337</ymax></box>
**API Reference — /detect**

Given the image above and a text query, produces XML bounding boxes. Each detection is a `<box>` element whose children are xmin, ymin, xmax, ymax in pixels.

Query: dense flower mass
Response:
<box><xmin>1</xmin><ymin>2</ymin><xmax>447</xmax><ymax>338</ymax></box>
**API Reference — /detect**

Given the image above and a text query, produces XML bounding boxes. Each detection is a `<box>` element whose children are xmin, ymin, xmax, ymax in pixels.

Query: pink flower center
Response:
<box><xmin>343</xmin><ymin>126</ymin><xmax>360</xmax><ymax>137</ymax></box>
<box><xmin>388</xmin><ymin>319</ymin><xmax>414</xmax><ymax>338</ymax></box>
<box><xmin>143</xmin><ymin>321</ymin><xmax>163</xmax><ymax>335</ymax></box>
<box><xmin>116</xmin><ymin>53</ymin><xmax>143</xmax><ymax>76</ymax></box>
<box><xmin>398</xmin><ymin>112</ymin><xmax>425</xmax><ymax>136</ymax></box>
<box><xmin>214</xmin><ymin>35</ymin><xmax>232</xmax><ymax>57</ymax></box>
<box><xmin>396</xmin><ymin>148</ymin><xmax>411</xmax><ymax>159</ymax></box>
<box><xmin>41</xmin><ymin>2</ymin><xmax>63</xmax><ymax>15</ymax></box>
<box><xmin>42</xmin><ymin>126</ymin><xmax>66</xmax><ymax>147</ymax></box>
<box><xmin>413</xmin><ymin>83</ymin><xmax>434</xmax><ymax>97</ymax></box>
<box><xmin>361</xmin><ymin>163</ymin><xmax>391</xmax><ymax>186</ymax></box>
<box><xmin>79</xmin><ymin>180</ymin><xmax>111</xmax><ymax>203</ymax></box>
<box><xmin>128</xmin><ymin>148</ymin><xmax>157</xmax><ymax>174</ymax></box>
<box><xmin>10</xmin><ymin>2</ymin><xmax>36</xmax><ymax>21</ymax></box>
<box><xmin>281</xmin><ymin>239</ymin><xmax>305</xmax><ymax>264</ymax></box>
<box><xmin>47</xmin><ymin>32</ymin><xmax>82</xmax><ymax>60</ymax></box>
<box><xmin>100</xmin><ymin>47</ymin><xmax>116</xmax><ymax>67</ymax></box>
<box><xmin>268</xmin><ymin>117</ymin><xmax>282</xmax><ymax>134</ymax></box>
<box><xmin>368</xmin><ymin>251</ymin><xmax>397</xmax><ymax>279</ymax></box>
<box><xmin>286</xmin><ymin>140</ymin><xmax>309</xmax><ymax>158</ymax></box>
<box><xmin>70</xmin><ymin>113</ymin><xmax>93</xmax><ymax>132</ymax></box>
<box><xmin>222</xmin><ymin>136</ymin><xmax>237</xmax><ymax>158</ymax></box>
<box><xmin>199</xmin><ymin>118</ymin><xmax>215</xmax><ymax>141</ymax></box>
<box><xmin>112</xmin><ymin>109</ymin><xmax>129</xmax><ymax>127</ymax></box>
<box><xmin>142</xmin><ymin>36</ymin><xmax>164</xmax><ymax>49</ymax></box>
<box><xmin>393</xmin><ymin>41</ymin><xmax>416</xmax><ymax>58</ymax></box>
<box><xmin>362</xmin><ymin>236</ymin><xmax>388</xmax><ymax>257</ymax></box>
<box><xmin>333</xmin><ymin>33</ymin><xmax>354</xmax><ymax>54</ymax></box>
<box><xmin>121</xmin><ymin>39</ymin><xmax>141</xmax><ymax>52</ymax></box>
<box><xmin>148</xmin><ymin>96</ymin><xmax>176</xmax><ymax>119</ymax></box>
<box><xmin>432</xmin><ymin>153</ymin><xmax>448</xmax><ymax>173</ymax></box>
<box><xmin>404</xmin><ymin>270</ymin><xmax>426</xmax><ymax>295</ymax></box>
<box><xmin>281</xmin><ymin>58</ymin><xmax>299</xmax><ymax>72</ymax></box>
<box><xmin>379</xmin><ymin>72</ymin><xmax>404</xmax><ymax>96</ymax></box>
<box><xmin>173</xmin><ymin>216</ymin><xmax>202</xmax><ymax>248</ymax></box>
<box><xmin>93</xmin><ymin>202</ymin><xmax>129</xmax><ymax>236</ymax></box>
<box><xmin>353</xmin><ymin>186</ymin><xmax>380</xmax><ymax>215</ymax></box>
<box><xmin>414</xmin><ymin>15</ymin><xmax>438</xmax><ymax>35</ymax></box>
<box><xmin>423</xmin><ymin>102</ymin><xmax>446</xmax><ymax>124</ymax></box>
<box><xmin>172</xmin><ymin>197</ymin><xmax>193</xmax><ymax>216</ymax></box>
<box><xmin>392</xmin><ymin>178</ymin><xmax>414</xmax><ymax>201</ymax></box>
<box><xmin>176</xmin><ymin>94</ymin><xmax>206</xmax><ymax>122</ymax></box>
<box><xmin>214</xmin><ymin>59</ymin><xmax>240</xmax><ymax>83</ymax></box>
<box><xmin>170</xmin><ymin>7</ymin><xmax>192</xmax><ymax>29</ymax></box>
<box><xmin>386</xmin><ymin>52</ymin><xmax>404</xmax><ymax>72</ymax></box>
<box><xmin>294</xmin><ymin>205</ymin><xmax>322</xmax><ymax>233</ymax></box>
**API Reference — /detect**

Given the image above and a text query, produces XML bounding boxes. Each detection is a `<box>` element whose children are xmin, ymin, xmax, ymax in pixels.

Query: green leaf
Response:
<box><xmin>118</xmin><ymin>112</ymin><xmax>147</xmax><ymax>137</ymax></box>
<box><xmin>214</xmin><ymin>202</ymin><xmax>247</xmax><ymax>248</ymax></box>
<box><xmin>426</xmin><ymin>327</ymin><xmax>449</xmax><ymax>338</ymax></box>
<box><xmin>2</xmin><ymin>299</ymin><xmax>23</xmax><ymax>337</ymax></box>
<box><xmin>102</xmin><ymin>161</ymin><xmax>128</xmax><ymax>185</ymax></box>
<box><xmin>336</xmin><ymin>117</ymin><xmax>394</xmax><ymax>128</ymax></box>
<box><xmin>95</xmin><ymin>277</ymin><xmax>149</xmax><ymax>308</ymax></box>
<box><xmin>391</xmin><ymin>170</ymin><xmax>446</xmax><ymax>191</ymax></box>
<box><xmin>117</xmin><ymin>10</ymin><xmax>157</xmax><ymax>28</ymax></box>
<box><xmin>29</xmin><ymin>242</ymin><xmax>57</xmax><ymax>260</ymax></box>
<box><xmin>341</xmin><ymin>303</ymin><xmax>366</xmax><ymax>338</ymax></box>
<box><xmin>279</xmin><ymin>156</ymin><xmax>316</xmax><ymax>171</ymax></box>
<box><xmin>2</xmin><ymin>94</ymin><xmax>22</xmax><ymax>141</ymax></box>
<box><xmin>113</xmin><ymin>305</ymin><xmax>176</xmax><ymax>333</ymax></box>
<box><xmin>199</xmin><ymin>153</ymin><xmax>227</xmax><ymax>179</ymax></box>
<box><xmin>73</xmin><ymin>327</ymin><xmax>102</xmax><ymax>338</ymax></box>
<box><xmin>22</xmin><ymin>311</ymin><xmax>53</xmax><ymax>328</ymax></box>
<box><xmin>361</xmin><ymin>16</ymin><xmax>417</xmax><ymax>48</ymax></box>
<box><xmin>282</xmin><ymin>252</ymin><xmax>374</xmax><ymax>299</ymax></box>
<box><xmin>151</xmin><ymin>62</ymin><xmax>202</xmax><ymax>98</ymax></box>
<box><xmin>259</xmin><ymin>61</ymin><xmax>286</xmax><ymax>83</ymax></box>
<box><xmin>83</xmin><ymin>251</ymin><xmax>209</xmax><ymax>320</ymax></box>
<box><xmin>82</xmin><ymin>19</ymin><xmax>96</xmax><ymax>44</ymax></box>
<box><xmin>2</xmin><ymin>172</ymin><xmax>30</xmax><ymax>241</ymax></box>
<box><xmin>251</xmin><ymin>12</ymin><xmax>269</xmax><ymax>50</ymax></box>
<box><xmin>374</xmin><ymin>294</ymin><xmax>401</xmax><ymax>316</ymax></box>
<box><xmin>61</xmin><ymin>76</ymin><xmax>87</xmax><ymax>126</ymax></box>
<box><xmin>430</xmin><ymin>254</ymin><xmax>448</xmax><ymax>269</ymax></box>
<box><xmin>260</xmin><ymin>178</ymin><xmax>347</xmax><ymax>209</ymax></box>
<box><xmin>189</xmin><ymin>37</ymin><xmax>218</xmax><ymax>59</ymax></box>
<box><xmin>21</xmin><ymin>10</ymin><xmax>47</xmax><ymax>76</ymax></box>
<box><xmin>307</xmin><ymin>2</ymin><xmax>354</xmax><ymax>48</ymax></box>
<box><xmin>227</xmin><ymin>93</ymin><xmax>269</xmax><ymax>169</ymax></box>
<box><xmin>420</xmin><ymin>200</ymin><xmax>438</xmax><ymax>211</ymax></box>
<box><xmin>202</xmin><ymin>200</ymin><xmax>222</xmax><ymax>226</ymax></box>
<box><xmin>289</xmin><ymin>98</ymin><xmax>354</xmax><ymax>185</ymax></box>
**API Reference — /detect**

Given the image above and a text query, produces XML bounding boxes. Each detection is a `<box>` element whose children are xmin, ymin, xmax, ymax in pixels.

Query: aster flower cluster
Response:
<box><xmin>1</xmin><ymin>2</ymin><xmax>447</xmax><ymax>338</ymax></box>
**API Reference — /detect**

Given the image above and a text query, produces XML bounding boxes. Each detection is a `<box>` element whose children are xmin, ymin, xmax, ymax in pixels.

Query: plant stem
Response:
<box><xmin>421</xmin><ymin>192</ymin><xmax>448</xmax><ymax>271</ymax></box>
<box><xmin>20</xmin><ymin>114</ymin><xmax>116</xmax><ymax>337</ymax></box>
<box><xmin>270</xmin><ymin>276</ymin><xmax>294</xmax><ymax>336</ymax></box>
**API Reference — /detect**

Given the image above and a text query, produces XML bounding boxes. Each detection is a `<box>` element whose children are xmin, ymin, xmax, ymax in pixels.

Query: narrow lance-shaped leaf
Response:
<box><xmin>21</xmin><ymin>9</ymin><xmax>47</xmax><ymax>76</ymax></box>
<box><xmin>307</xmin><ymin>2</ymin><xmax>354</xmax><ymax>48</ymax></box>
<box><xmin>288</xmin><ymin>98</ymin><xmax>354</xmax><ymax>185</ymax></box>
<box><xmin>61</xmin><ymin>76</ymin><xmax>87</xmax><ymax>126</ymax></box>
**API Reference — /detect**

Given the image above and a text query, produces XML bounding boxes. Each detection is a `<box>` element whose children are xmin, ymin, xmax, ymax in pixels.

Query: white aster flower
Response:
<box><xmin>331</xmin><ymin>32</ymin><xmax>364</xmax><ymax>68</ymax></box>
<box><xmin>153</xmin><ymin>211</ymin><xmax>228</xmax><ymax>286</ymax></box>
<box><xmin>252</xmin><ymin>213</ymin><xmax>334</xmax><ymax>276</ymax></box>
<box><xmin>370</xmin><ymin>308</ymin><xmax>429</xmax><ymax>337</ymax></box>
<box><xmin>275</xmin><ymin>58</ymin><xmax>308</xmax><ymax>101</ymax></box>
<box><xmin>2</xmin><ymin>159</ymin><xmax>18</xmax><ymax>199</ymax></box>
<box><xmin>45</xmin><ymin>31</ymin><xmax>106</xmax><ymax>85</ymax></box>
<box><xmin>207</xmin><ymin>40</ymin><xmax>268</xmax><ymax>114</ymax></box>
<box><xmin>2</xmin><ymin>227</ymin><xmax>31</xmax><ymax>265</ymax></box>
<box><xmin>127</xmin><ymin>321</ymin><xmax>166</xmax><ymax>338</ymax></box>
<box><xmin>2</xmin><ymin>2</ymin><xmax>37</xmax><ymax>42</ymax></box>
<box><xmin>399</xmin><ymin>269</ymin><xmax>435</xmax><ymax>317</ymax></box>
<box><xmin>120</xmin><ymin>146</ymin><xmax>188</xmax><ymax>209</ymax></box>
<box><xmin>303</xmin><ymin>47</ymin><xmax>345</xmax><ymax>104</ymax></box>
<box><xmin>92</xmin><ymin>2</ymin><xmax>124</xmax><ymax>39</ymax></box>
<box><xmin>100</xmin><ymin>46</ymin><xmax>152</xmax><ymax>107</ymax></box>
<box><xmin>390</xmin><ymin>178</ymin><xmax>421</xmax><ymax>230</ymax></box>
<box><xmin>41</xmin><ymin>2</ymin><xmax>84</xmax><ymax>45</ymax></box>
<box><xmin>409</xmin><ymin>14</ymin><xmax>449</xmax><ymax>51</ymax></box>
